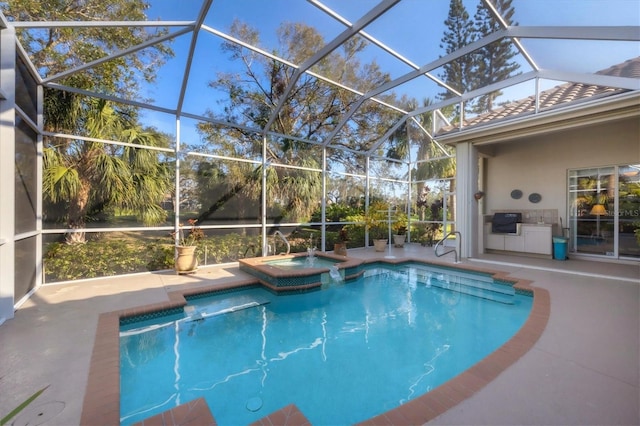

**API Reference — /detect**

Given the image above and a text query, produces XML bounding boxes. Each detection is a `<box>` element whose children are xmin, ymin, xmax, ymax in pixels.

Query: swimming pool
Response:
<box><xmin>119</xmin><ymin>262</ymin><xmax>533</xmax><ymax>425</ymax></box>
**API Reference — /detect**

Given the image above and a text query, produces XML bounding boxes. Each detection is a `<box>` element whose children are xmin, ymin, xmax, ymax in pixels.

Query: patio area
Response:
<box><xmin>1</xmin><ymin>244</ymin><xmax>638</xmax><ymax>425</ymax></box>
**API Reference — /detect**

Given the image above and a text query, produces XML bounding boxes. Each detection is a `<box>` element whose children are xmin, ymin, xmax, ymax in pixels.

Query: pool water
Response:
<box><xmin>120</xmin><ymin>263</ymin><xmax>532</xmax><ymax>425</ymax></box>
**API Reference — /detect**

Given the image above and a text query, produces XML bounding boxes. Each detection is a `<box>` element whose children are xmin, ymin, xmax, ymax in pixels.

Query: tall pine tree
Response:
<box><xmin>438</xmin><ymin>0</ymin><xmax>520</xmax><ymax>114</ymax></box>
<box><xmin>438</xmin><ymin>0</ymin><xmax>475</xmax><ymax>99</ymax></box>
<box><xmin>471</xmin><ymin>0</ymin><xmax>520</xmax><ymax>112</ymax></box>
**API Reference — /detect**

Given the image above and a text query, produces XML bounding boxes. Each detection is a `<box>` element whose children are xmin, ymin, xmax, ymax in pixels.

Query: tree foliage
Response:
<box><xmin>438</xmin><ymin>0</ymin><xmax>475</xmax><ymax>97</ymax></box>
<box><xmin>438</xmin><ymin>0</ymin><xmax>520</xmax><ymax>114</ymax></box>
<box><xmin>196</xmin><ymin>20</ymin><xmax>402</xmax><ymax>223</ymax></box>
<box><xmin>2</xmin><ymin>0</ymin><xmax>172</xmax><ymax>98</ymax></box>
<box><xmin>3</xmin><ymin>0</ymin><xmax>176</xmax><ymax>239</ymax></box>
<box><xmin>472</xmin><ymin>0</ymin><xmax>520</xmax><ymax>112</ymax></box>
<box><xmin>43</xmin><ymin>99</ymin><xmax>173</xmax><ymax>237</ymax></box>
<box><xmin>202</xmin><ymin>20</ymin><xmax>398</xmax><ymax>163</ymax></box>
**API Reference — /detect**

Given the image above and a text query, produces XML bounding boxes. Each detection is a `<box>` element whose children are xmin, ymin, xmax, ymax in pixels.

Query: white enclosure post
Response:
<box><xmin>0</xmin><ymin>25</ymin><xmax>16</xmax><ymax>323</ymax></box>
<box><xmin>455</xmin><ymin>141</ymin><xmax>479</xmax><ymax>259</ymax></box>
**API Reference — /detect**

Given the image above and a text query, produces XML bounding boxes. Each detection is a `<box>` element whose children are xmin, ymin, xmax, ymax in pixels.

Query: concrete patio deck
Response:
<box><xmin>0</xmin><ymin>244</ymin><xmax>638</xmax><ymax>425</ymax></box>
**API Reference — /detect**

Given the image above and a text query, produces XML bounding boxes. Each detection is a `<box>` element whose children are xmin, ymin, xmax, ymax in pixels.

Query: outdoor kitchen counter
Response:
<box><xmin>484</xmin><ymin>223</ymin><xmax>553</xmax><ymax>257</ymax></box>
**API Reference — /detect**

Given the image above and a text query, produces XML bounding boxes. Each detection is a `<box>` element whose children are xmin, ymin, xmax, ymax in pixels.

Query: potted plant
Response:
<box><xmin>363</xmin><ymin>201</ymin><xmax>389</xmax><ymax>252</ymax></box>
<box><xmin>392</xmin><ymin>211</ymin><xmax>408</xmax><ymax>247</ymax></box>
<box><xmin>333</xmin><ymin>227</ymin><xmax>349</xmax><ymax>256</ymax></box>
<box><xmin>171</xmin><ymin>219</ymin><xmax>204</xmax><ymax>274</ymax></box>
<box><xmin>370</xmin><ymin>224</ymin><xmax>389</xmax><ymax>252</ymax></box>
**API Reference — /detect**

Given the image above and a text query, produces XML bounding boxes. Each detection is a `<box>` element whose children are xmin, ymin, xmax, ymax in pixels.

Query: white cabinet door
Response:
<box><xmin>486</xmin><ymin>234</ymin><xmax>505</xmax><ymax>250</ymax></box>
<box><xmin>523</xmin><ymin>226</ymin><xmax>552</xmax><ymax>255</ymax></box>
<box><xmin>505</xmin><ymin>235</ymin><xmax>525</xmax><ymax>252</ymax></box>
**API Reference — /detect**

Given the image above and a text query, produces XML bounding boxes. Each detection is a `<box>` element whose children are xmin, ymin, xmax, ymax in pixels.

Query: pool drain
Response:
<box><xmin>246</xmin><ymin>396</ymin><xmax>263</xmax><ymax>412</ymax></box>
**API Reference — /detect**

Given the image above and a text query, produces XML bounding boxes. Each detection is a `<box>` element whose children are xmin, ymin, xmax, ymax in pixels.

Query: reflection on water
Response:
<box><xmin>120</xmin><ymin>263</ymin><xmax>532</xmax><ymax>425</ymax></box>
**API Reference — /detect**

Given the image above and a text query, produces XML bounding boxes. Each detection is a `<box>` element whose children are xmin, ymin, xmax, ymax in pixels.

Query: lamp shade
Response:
<box><xmin>590</xmin><ymin>204</ymin><xmax>607</xmax><ymax>216</ymax></box>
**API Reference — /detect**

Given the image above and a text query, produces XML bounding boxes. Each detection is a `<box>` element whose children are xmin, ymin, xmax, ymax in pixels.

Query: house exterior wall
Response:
<box><xmin>482</xmin><ymin>117</ymin><xmax>639</xmax><ymax>224</ymax></box>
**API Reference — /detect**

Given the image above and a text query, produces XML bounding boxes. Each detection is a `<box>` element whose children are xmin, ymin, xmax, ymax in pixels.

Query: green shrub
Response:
<box><xmin>44</xmin><ymin>239</ymin><xmax>171</xmax><ymax>282</ymax></box>
<box><xmin>198</xmin><ymin>234</ymin><xmax>262</xmax><ymax>263</ymax></box>
<box><xmin>44</xmin><ymin>233</ymin><xmax>263</xmax><ymax>283</ymax></box>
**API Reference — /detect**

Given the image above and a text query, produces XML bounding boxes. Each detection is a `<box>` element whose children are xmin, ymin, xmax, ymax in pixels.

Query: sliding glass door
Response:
<box><xmin>569</xmin><ymin>165</ymin><xmax>640</xmax><ymax>259</ymax></box>
<box><xmin>618</xmin><ymin>165</ymin><xmax>640</xmax><ymax>258</ymax></box>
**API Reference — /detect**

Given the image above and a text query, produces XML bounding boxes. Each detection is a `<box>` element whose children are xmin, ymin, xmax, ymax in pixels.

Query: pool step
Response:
<box><xmin>184</xmin><ymin>294</ymin><xmax>271</xmax><ymax>321</ymax></box>
<box><xmin>415</xmin><ymin>272</ymin><xmax>514</xmax><ymax>294</ymax></box>
<box><xmin>424</xmin><ymin>277</ymin><xmax>515</xmax><ymax>304</ymax></box>
<box><xmin>407</xmin><ymin>266</ymin><xmax>515</xmax><ymax>304</ymax></box>
<box><xmin>120</xmin><ymin>295</ymin><xmax>271</xmax><ymax>336</ymax></box>
<box><xmin>364</xmin><ymin>266</ymin><xmax>516</xmax><ymax>304</ymax></box>
<box><xmin>417</xmin><ymin>274</ymin><xmax>516</xmax><ymax>305</ymax></box>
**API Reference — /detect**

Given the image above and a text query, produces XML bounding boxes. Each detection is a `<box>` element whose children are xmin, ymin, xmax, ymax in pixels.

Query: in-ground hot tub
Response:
<box><xmin>239</xmin><ymin>251</ymin><xmax>364</xmax><ymax>291</ymax></box>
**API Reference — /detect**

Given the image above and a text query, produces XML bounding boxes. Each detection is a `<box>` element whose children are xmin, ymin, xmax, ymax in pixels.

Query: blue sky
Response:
<box><xmin>136</xmin><ymin>0</ymin><xmax>639</xmax><ymax>146</ymax></box>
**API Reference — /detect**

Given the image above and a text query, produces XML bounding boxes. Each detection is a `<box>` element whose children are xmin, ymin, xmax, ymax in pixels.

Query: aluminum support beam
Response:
<box><xmin>0</xmin><ymin>24</ymin><xmax>16</xmax><ymax>323</ymax></box>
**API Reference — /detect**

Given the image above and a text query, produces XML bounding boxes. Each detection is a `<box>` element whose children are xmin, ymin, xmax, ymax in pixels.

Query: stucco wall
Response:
<box><xmin>482</xmin><ymin>117</ymin><xmax>640</xmax><ymax>223</ymax></box>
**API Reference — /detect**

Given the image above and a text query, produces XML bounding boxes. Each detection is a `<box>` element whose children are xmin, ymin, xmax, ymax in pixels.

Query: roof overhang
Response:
<box><xmin>436</xmin><ymin>91</ymin><xmax>640</xmax><ymax>146</ymax></box>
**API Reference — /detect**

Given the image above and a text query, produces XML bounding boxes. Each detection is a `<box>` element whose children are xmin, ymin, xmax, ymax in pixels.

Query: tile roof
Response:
<box><xmin>436</xmin><ymin>56</ymin><xmax>640</xmax><ymax>135</ymax></box>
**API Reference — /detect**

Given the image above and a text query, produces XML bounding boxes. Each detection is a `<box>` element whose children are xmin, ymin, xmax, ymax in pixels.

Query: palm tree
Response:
<box><xmin>43</xmin><ymin>98</ymin><xmax>172</xmax><ymax>243</ymax></box>
<box><xmin>397</xmin><ymin>99</ymin><xmax>456</xmax><ymax>223</ymax></box>
<box><xmin>386</xmin><ymin>99</ymin><xmax>456</xmax><ymax>189</ymax></box>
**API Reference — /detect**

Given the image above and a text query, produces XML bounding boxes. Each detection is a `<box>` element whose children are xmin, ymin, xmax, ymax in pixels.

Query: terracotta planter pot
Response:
<box><xmin>393</xmin><ymin>234</ymin><xmax>406</xmax><ymax>247</ymax></box>
<box><xmin>373</xmin><ymin>239</ymin><xmax>388</xmax><ymax>252</ymax></box>
<box><xmin>334</xmin><ymin>243</ymin><xmax>347</xmax><ymax>256</ymax></box>
<box><xmin>175</xmin><ymin>245</ymin><xmax>198</xmax><ymax>274</ymax></box>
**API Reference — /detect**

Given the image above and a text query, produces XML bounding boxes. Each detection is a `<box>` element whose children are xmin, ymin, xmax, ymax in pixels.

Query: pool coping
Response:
<box><xmin>80</xmin><ymin>257</ymin><xmax>549</xmax><ymax>425</ymax></box>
